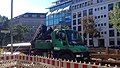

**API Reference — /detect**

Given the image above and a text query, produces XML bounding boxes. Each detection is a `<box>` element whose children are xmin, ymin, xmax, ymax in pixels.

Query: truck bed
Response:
<box><xmin>35</xmin><ymin>40</ymin><xmax>52</xmax><ymax>49</ymax></box>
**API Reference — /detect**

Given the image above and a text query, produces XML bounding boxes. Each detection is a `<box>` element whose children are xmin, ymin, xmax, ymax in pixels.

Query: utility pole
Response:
<box><xmin>10</xmin><ymin>0</ymin><xmax>13</xmax><ymax>54</ymax></box>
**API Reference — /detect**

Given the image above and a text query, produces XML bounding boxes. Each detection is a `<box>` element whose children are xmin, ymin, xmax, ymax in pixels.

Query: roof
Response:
<box><xmin>14</xmin><ymin>12</ymin><xmax>47</xmax><ymax>19</ymax></box>
<box><xmin>7</xmin><ymin>42</ymin><xmax>31</xmax><ymax>47</ymax></box>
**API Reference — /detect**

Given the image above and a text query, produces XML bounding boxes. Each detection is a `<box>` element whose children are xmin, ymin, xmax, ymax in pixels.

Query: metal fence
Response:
<box><xmin>0</xmin><ymin>54</ymin><xmax>119</xmax><ymax>68</ymax></box>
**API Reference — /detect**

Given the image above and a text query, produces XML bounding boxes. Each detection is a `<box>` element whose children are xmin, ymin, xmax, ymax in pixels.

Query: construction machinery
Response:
<box><xmin>30</xmin><ymin>25</ymin><xmax>90</xmax><ymax>61</ymax></box>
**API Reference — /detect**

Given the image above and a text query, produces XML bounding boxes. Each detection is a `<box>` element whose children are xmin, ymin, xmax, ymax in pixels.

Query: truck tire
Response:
<box><xmin>59</xmin><ymin>52</ymin><xmax>75</xmax><ymax>60</ymax></box>
<box><xmin>61</xmin><ymin>54</ymin><xmax>74</xmax><ymax>61</ymax></box>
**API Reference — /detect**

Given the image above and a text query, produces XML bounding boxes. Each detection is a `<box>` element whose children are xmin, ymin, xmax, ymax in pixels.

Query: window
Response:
<box><xmin>117</xmin><ymin>32</ymin><xmax>120</xmax><ymax>36</ymax></box>
<box><xmin>104</xmin><ymin>15</ymin><xmax>106</xmax><ymax>17</ymax></box>
<box><xmin>77</xmin><ymin>4</ymin><xmax>80</xmax><ymax>9</ymax></box>
<box><xmin>83</xmin><ymin>10</ymin><xmax>87</xmax><ymax>16</ymax></box>
<box><xmin>98</xmin><ymin>16</ymin><xmax>100</xmax><ymax>18</ymax></box>
<box><xmin>101</xmin><ymin>7</ymin><xmax>103</xmax><ymax>10</ymax></box>
<box><xmin>73</xmin><ymin>13</ymin><xmax>76</xmax><ymax>18</ymax></box>
<box><xmin>95</xmin><ymin>24</ymin><xmax>97</xmax><ymax>27</ymax></box>
<box><xmin>97</xmin><ymin>0</ymin><xmax>100</xmax><ymax>3</ymax></box>
<box><xmin>78</xmin><ymin>18</ymin><xmax>81</xmax><ymax>24</ymax></box>
<box><xmin>40</xmin><ymin>15</ymin><xmax>45</xmax><ymax>18</ymax></box>
<box><xmin>117</xmin><ymin>40</ymin><xmax>120</xmax><ymax>45</ymax></box>
<box><xmin>104</xmin><ymin>23</ymin><xmax>106</xmax><ymax>26</ymax></box>
<box><xmin>72</xmin><ymin>6</ymin><xmax>75</xmax><ymax>10</ymax></box>
<box><xmin>101</xmin><ymin>23</ymin><xmax>103</xmax><ymax>26</ymax></box>
<box><xmin>95</xmin><ymin>8</ymin><xmax>97</xmax><ymax>11</ymax></box>
<box><xmin>85</xmin><ymin>2</ymin><xmax>88</xmax><ymax>6</ymax></box>
<box><xmin>79</xmin><ymin>4</ymin><xmax>81</xmax><ymax>8</ymax></box>
<box><xmin>101</xmin><ymin>32</ymin><xmax>103</xmax><ymax>34</ymax></box>
<box><xmin>82</xmin><ymin>3</ymin><xmax>85</xmax><ymax>7</ymax></box>
<box><xmin>104</xmin><ymin>31</ymin><xmax>107</xmax><ymax>34</ymax></box>
<box><xmin>78</xmin><ymin>12</ymin><xmax>81</xmax><ymax>17</ymax></box>
<box><xmin>109</xmin><ymin>24</ymin><xmax>113</xmax><ymax>28</ymax></box>
<box><xmin>84</xmin><ymin>40</ymin><xmax>87</xmax><ymax>45</ymax></box>
<box><xmin>117</xmin><ymin>38</ymin><xmax>120</xmax><ymax>45</ymax></box>
<box><xmin>109</xmin><ymin>40</ymin><xmax>115</xmax><ymax>45</ymax></box>
<box><xmin>109</xmin><ymin>30</ymin><xmax>114</xmax><ymax>37</ymax></box>
<box><xmin>88</xmin><ymin>1</ymin><xmax>91</xmax><ymax>6</ymax></box>
<box><xmin>73</xmin><ymin>20</ymin><xmax>76</xmax><ymax>25</ymax></box>
<box><xmin>97</xmin><ymin>8</ymin><xmax>99</xmax><ymax>11</ymax></box>
<box><xmin>89</xmin><ymin>8</ymin><xmax>93</xmax><ymax>15</ymax></box>
<box><xmin>101</xmin><ymin>15</ymin><xmax>103</xmax><ymax>18</ymax></box>
<box><xmin>119</xmin><ymin>2</ymin><xmax>120</xmax><ymax>9</ymax></box>
<box><xmin>97</xmin><ymin>0</ymin><xmax>103</xmax><ymax>3</ymax></box>
<box><xmin>32</xmin><ymin>15</ymin><xmax>37</xmax><ymax>17</ymax></box>
<box><xmin>98</xmin><ymin>24</ymin><xmax>100</xmax><ymax>26</ymax></box>
<box><xmin>95</xmin><ymin>16</ymin><xmax>97</xmax><ymax>19</ymax></box>
<box><xmin>89</xmin><ymin>40</ymin><xmax>93</xmax><ymax>45</ymax></box>
<box><xmin>84</xmin><ymin>33</ymin><xmax>87</xmax><ymax>38</ymax></box>
<box><xmin>75</xmin><ymin>5</ymin><xmax>77</xmax><ymax>9</ymax></box>
<box><xmin>78</xmin><ymin>26</ymin><xmax>81</xmax><ymax>31</ymax></box>
<box><xmin>108</xmin><ymin>3</ymin><xmax>113</xmax><ymax>11</ymax></box>
<box><xmin>104</xmin><ymin>6</ymin><xmax>106</xmax><ymax>9</ymax></box>
<box><xmin>89</xmin><ymin>34</ymin><xmax>92</xmax><ymax>38</ymax></box>
<box><xmin>73</xmin><ymin>27</ymin><xmax>76</xmax><ymax>30</ymax></box>
<box><xmin>24</xmin><ymin>15</ymin><xmax>28</xmax><ymax>17</ymax></box>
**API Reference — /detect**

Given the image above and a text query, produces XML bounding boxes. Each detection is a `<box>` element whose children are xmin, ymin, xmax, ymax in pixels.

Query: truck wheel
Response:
<box><xmin>61</xmin><ymin>54</ymin><xmax>74</xmax><ymax>61</ymax></box>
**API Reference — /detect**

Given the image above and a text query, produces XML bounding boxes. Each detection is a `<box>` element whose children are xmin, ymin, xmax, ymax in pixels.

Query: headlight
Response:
<box><xmin>76</xmin><ymin>54</ymin><xmax>83</xmax><ymax>57</ymax></box>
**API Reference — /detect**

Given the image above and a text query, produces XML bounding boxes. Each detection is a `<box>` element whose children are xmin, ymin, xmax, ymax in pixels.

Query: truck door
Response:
<box><xmin>53</xmin><ymin>31</ymin><xmax>67</xmax><ymax>50</ymax></box>
<box><xmin>56</xmin><ymin>31</ymin><xmax>67</xmax><ymax>45</ymax></box>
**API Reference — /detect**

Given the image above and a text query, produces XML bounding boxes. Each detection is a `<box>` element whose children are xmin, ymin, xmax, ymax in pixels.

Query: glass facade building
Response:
<box><xmin>46</xmin><ymin>0</ymin><xmax>72</xmax><ymax>28</ymax></box>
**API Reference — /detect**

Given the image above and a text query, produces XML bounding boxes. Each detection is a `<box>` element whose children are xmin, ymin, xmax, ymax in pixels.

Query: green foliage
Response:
<box><xmin>56</xmin><ymin>25</ymin><xmax>70</xmax><ymax>30</ymax></box>
<box><xmin>13</xmin><ymin>25</ymin><xmax>30</xmax><ymax>42</ymax></box>
<box><xmin>0</xmin><ymin>15</ymin><xmax>10</xmax><ymax>47</ymax></box>
<box><xmin>109</xmin><ymin>3</ymin><xmax>120</xmax><ymax>32</ymax></box>
<box><xmin>0</xmin><ymin>15</ymin><xmax>9</xmax><ymax>29</ymax></box>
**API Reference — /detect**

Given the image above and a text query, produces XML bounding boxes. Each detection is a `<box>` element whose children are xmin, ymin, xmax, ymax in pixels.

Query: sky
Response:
<box><xmin>0</xmin><ymin>0</ymin><xmax>56</xmax><ymax>19</ymax></box>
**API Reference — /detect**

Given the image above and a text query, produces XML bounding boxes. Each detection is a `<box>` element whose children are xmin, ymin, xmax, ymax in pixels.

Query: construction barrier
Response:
<box><xmin>0</xmin><ymin>54</ymin><xmax>119</xmax><ymax>68</ymax></box>
<box><xmin>0</xmin><ymin>55</ymin><xmax>17</xmax><ymax>68</ymax></box>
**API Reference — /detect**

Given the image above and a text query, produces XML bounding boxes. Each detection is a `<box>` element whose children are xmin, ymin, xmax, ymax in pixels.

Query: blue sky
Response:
<box><xmin>0</xmin><ymin>0</ymin><xmax>56</xmax><ymax>19</ymax></box>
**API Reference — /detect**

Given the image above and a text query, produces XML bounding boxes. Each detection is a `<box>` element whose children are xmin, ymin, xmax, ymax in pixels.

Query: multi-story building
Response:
<box><xmin>46</xmin><ymin>0</ymin><xmax>72</xmax><ymax>28</ymax></box>
<box><xmin>71</xmin><ymin>0</ymin><xmax>120</xmax><ymax>47</ymax></box>
<box><xmin>12</xmin><ymin>13</ymin><xmax>46</xmax><ymax>41</ymax></box>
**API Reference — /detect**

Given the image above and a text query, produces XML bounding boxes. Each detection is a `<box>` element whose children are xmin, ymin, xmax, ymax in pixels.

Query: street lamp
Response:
<box><xmin>10</xmin><ymin>0</ymin><xmax>13</xmax><ymax>54</ymax></box>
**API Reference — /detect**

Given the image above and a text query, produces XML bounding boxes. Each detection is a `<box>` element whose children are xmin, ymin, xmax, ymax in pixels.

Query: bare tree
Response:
<box><xmin>82</xmin><ymin>16</ymin><xmax>100</xmax><ymax>47</ymax></box>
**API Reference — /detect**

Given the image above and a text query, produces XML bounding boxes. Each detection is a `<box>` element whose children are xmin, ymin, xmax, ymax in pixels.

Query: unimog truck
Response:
<box><xmin>30</xmin><ymin>25</ymin><xmax>90</xmax><ymax>61</ymax></box>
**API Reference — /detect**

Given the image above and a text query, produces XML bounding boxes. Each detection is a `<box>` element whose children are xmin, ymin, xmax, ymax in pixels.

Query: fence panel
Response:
<box><xmin>0</xmin><ymin>54</ymin><xmax>119</xmax><ymax>68</ymax></box>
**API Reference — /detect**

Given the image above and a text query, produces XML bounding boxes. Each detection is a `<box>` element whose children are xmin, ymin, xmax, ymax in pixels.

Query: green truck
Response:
<box><xmin>30</xmin><ymin>25</ymin><xmax>90</xmax><ymax>61</ymax></box>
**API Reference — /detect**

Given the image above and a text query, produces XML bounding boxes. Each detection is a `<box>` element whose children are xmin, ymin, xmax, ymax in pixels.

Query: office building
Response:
<box><xmin>71</xmin><ymin>0</ymin><xmax>120</xmax><ymax>47</ymax></box>
<box><xmin>46</xmin><ymin>0</ymin><xmax>72</xmax><ymax>28</ymax></box>
<box><xmin>12</xmin><ymin>13</ymin><xmax>46</xmax><ymax>41</ymax></box>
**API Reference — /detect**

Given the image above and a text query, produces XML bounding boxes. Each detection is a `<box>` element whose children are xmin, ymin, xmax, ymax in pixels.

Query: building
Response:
<box><xmin>12</xmin><ymin>13</ymin><xmax>46</xmax><ymax>41</ymax></box>
<box><xmin>71</xmin><ymin>0</ymin><xmax>120</xmax><ymax>47</ymax></box>
<box><xmin>46</xmin><ymin>0</ymin><xmax>72</xmax><ymax>28</ymax></box>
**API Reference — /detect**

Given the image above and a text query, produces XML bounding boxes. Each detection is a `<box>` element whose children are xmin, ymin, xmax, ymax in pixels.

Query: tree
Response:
<box><xmin>0</xmin><ymin>15</ymin><xmax>9</xmax><ymax>29</ymax></box>
<box><xmin>0</xmin><ymin>15</ymin><xmax>10</xmax><ymax>47</ymax></box>
<box><xmin>13</xmin><ymin>25</ymin><xmax>29</xmax><ymax>42</ymax></box>
<box><xmin>109</xmin><ymin>3</ymin><xmax>120</xmax><ymax>32</ymax></box>
<box><xmin>82</xmin><ymin>16</ymin><xmax>100</xmax><ymax>47</ymax></box>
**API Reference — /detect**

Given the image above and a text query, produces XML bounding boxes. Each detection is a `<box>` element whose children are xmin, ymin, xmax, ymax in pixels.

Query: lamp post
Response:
<box><xmin>10</xmin><ymin>0</ymin><xmax>13</xmax><ymax>54</ymax></box>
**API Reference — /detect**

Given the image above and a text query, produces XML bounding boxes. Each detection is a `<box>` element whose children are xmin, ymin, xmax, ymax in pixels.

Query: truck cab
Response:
<box><xmin>52</xmin><ymin>29</ymin><xmax>90</xmax><ymax>61</ymax></box>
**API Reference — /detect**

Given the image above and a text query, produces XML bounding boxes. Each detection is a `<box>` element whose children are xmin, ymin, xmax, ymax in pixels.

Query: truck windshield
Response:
<box><xmin>66</xmin><ymin>30</ymin><xmax>84</xmax><ymax>45</ymax></box>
